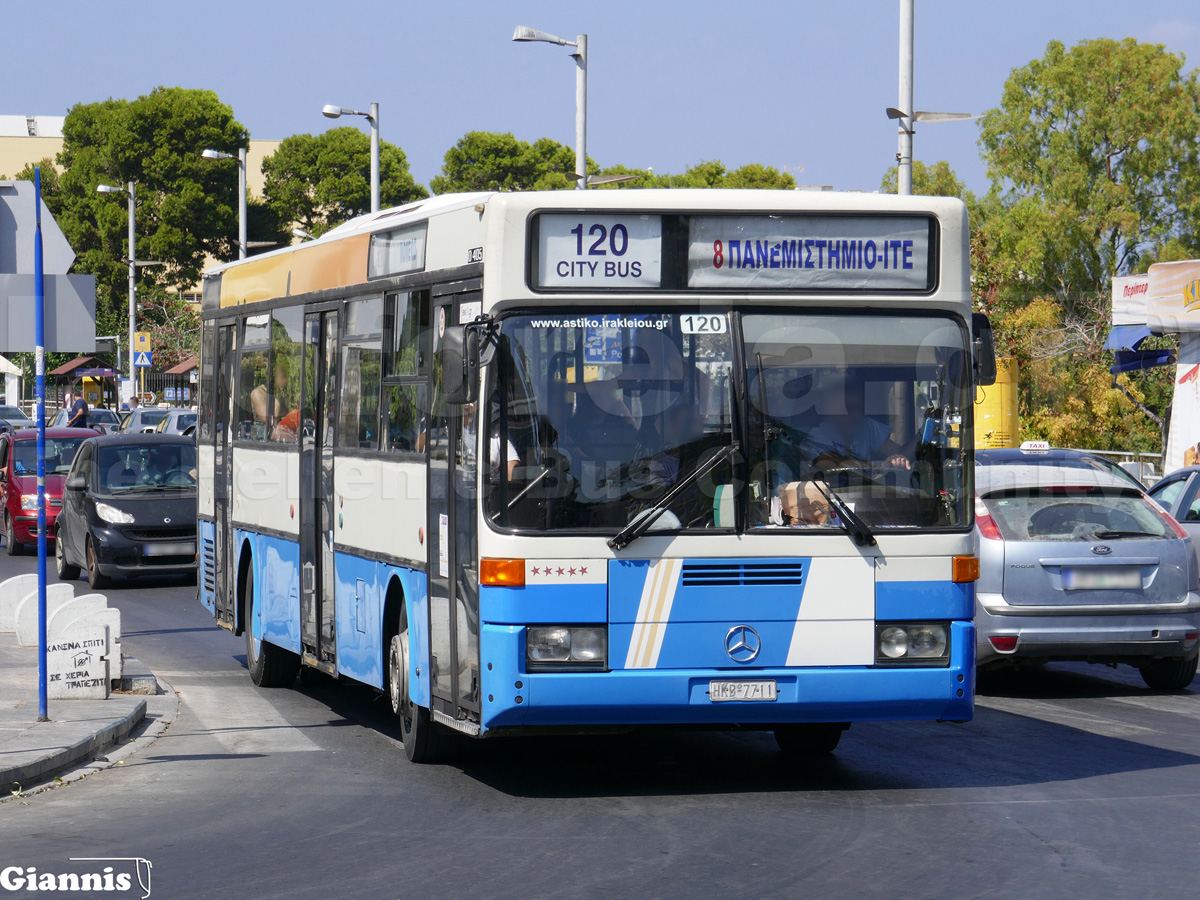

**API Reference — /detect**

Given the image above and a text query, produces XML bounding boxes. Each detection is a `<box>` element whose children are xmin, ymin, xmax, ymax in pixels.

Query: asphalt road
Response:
<box><xmin>0</xmin><ymin>552</ymin><xmax>1197</xmax><ymax>900</ymax></box>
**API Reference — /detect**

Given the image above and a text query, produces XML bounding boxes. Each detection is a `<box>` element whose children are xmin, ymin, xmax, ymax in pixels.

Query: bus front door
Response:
<box><xmin>300</xmin><ymin>310</ymin><xmax>338</xmax><ymax>674</ymax></box>
<box><xmin>213</xmin><ymin>322</ymin><xmax>237</xmax><ymax>629</ymax></box>
<box><xmin>427</xmin><ymin>288</ymin><xmax>482</xmax><ymax>728</ymax></box>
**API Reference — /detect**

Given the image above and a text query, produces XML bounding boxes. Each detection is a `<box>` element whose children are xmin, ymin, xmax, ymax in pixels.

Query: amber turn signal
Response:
<box><xmin>952</xmin><ymin>555</ymin><xmax>980</xmax><ymax>583</ymax></box>
<box><xmin>481</xmin><ymin>558</ymin><xmax>525</xmax><ymax>587</ymax></box>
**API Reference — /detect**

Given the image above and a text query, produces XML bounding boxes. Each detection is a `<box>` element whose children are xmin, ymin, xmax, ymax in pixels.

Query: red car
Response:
<box><xmin>0</xmin><ymin>428</ymin><xmax>96</xmax><ymax>555</ymax></box>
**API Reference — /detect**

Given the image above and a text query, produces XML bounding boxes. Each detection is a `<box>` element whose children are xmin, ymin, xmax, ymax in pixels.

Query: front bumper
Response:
<box><xmin>14</xmin><ymin>510</ymin><xmax>59</xmax><ymax>543</ymax></box>
<box><xmin>480</xmin><ymin>620</ymin><xmax>975</xmax><ymax>733</ymax></box>
<box><xmin>91</xmin><ymin>524</ymin><xmax>198</xmax><ymax>576</ymax></box>
<box><xmin>976</xmin><ymin>591</ymin><xmax>1200</xmax><ymax>666</ymax></box>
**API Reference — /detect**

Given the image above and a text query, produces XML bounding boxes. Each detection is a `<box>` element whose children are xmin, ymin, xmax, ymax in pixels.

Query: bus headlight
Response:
<box><xmin>875</xmin><ymin>623</ymin><xmax>949</xmax><ymax>666</ymax></box>
<box><xmin>526</xmin><ymin>625</ymin><xmax>607</xmax><ymax>671</ymax></box>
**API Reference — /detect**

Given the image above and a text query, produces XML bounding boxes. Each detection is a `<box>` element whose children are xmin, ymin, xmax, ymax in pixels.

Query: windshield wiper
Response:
<box><xmin>1090</xmin><ymin>529</ymin><xmax>1159</xmax><ymax>539</ymax></box>
<box><xmin>608</xmin><ymin>442</ymin><xmax>739</xmax><ymax>551</ymax></box>
<box><xmin>811</xmin><ymin>476</ymin><xmax>877</xmax><ymax>547</ymax></box>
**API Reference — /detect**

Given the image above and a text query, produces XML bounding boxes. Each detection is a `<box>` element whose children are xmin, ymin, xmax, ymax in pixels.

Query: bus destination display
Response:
<box><xmin>536</xmin><ymin>214</ymin><xmax>662</xmax><ymax>289</ymax></box>
<box><xmin>688</xmin><ymin>215</ymin><xmax>932</xmax><ymax>291</ymax></box>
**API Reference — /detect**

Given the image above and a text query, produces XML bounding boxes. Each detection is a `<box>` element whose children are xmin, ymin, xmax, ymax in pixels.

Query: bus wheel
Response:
<box><xmin>774</xmin><ymin>723</ymin><xmax>849</xmax><ymax>756</ymax></box>
<box><xmin>244</xmin><ymin>564</ymin><xmax>300</xmax><ymax>688</ymax></box>
<box><xmin>389</xmin><ymin>630</ymin><xmax>448</xmax><ymax>763</ymax></box>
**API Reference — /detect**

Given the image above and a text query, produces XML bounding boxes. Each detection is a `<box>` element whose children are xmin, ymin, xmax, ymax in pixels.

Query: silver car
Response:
<box><xmin>975</xmin><ymin>456</ymin><xmax>1200</xmax><ymax>690</ymax></box>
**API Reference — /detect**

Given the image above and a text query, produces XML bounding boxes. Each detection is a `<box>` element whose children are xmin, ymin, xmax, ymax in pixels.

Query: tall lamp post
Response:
<box><xmin>513</xmin><ymin>26</ymin><xmax>588</xmax><ymax>190</ymax></box>
<box><xmin>96</xmin><ymin>182</ymin><xmax>136</xmax><ymax>386</ymax></box>
<box><xmin>322</xmin><ymin>103</ymin><xmax>379</xmax><ymax>213</ymax></box>
<box><xmin>202</xmin><ymin>148</ymin><xmax>247</xmax><ymax>258</ymax></box>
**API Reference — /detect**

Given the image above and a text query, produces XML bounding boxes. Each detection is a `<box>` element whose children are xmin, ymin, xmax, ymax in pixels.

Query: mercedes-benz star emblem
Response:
<box><xmin>1091</xmin><ymin>544</ymin><xmax>1112</xmax><ymax>555</ymax></box>
<box><xmin>724</xmin><ymin>625</ymin><xmax>761</xmax><ymax>663</ymax></box>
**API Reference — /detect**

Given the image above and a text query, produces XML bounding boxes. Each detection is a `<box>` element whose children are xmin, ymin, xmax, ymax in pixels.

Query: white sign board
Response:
<box><xmin>1146</xmin><ymin>260</ymin><xmax>1200</xmax><ymax>332</ymax></box>
<box><xmin>1112</xmin><ymin>274</ymin><xmax>1150</xmax><ymax>325</ymax></box>
<box><xmin>536</xmin><ymin>214</ymin><xmax>662</xmax><ymax>289</ymax></box>
<box><xmin>368</xmin><ymin>223</ymin><xmax>428</xmax><ymax>278</ymax></box>
<box><xmin>687</xmin><ymin>215</ymin><xmax>932</xmax><ymax>291</ymax></box>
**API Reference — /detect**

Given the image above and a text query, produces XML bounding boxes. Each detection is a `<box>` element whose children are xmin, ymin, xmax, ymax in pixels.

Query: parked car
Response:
<box><xmin>155</xmin><ymin>409</ymin><xmax>198</xmax><ymax>435</ymax></box>
<box><xmin>975</xmin><ymin>451</ymin><xmax>1200</xmax><ymax>690</ymax></box>
<box><xmin>1146</xmin><ymin>466</ymin><xmax>1200</xmax><ymax>547</ymax></box>
<box><xmin>48</xmin><ymin>407</ymin><xmax>122</xmax><ymax>433</ymax></box>
<box><xmin>55</xmin><ymin>433</ymin><xmax>198</xmax><ymax>588</ymax></box>
<box><xmin>0</xmin><ymin>428</ymin><xmax>96</xmax><ymax>555</ymax></box>
<box><xmin>0</xmin><ymin>405</ymin><xmax>33</xmax><ymax>431</ymax></box>
<box><xmin>117</xmin><ymin>407</ymin><xmax>169</xmax><ymax>434</ymax></box>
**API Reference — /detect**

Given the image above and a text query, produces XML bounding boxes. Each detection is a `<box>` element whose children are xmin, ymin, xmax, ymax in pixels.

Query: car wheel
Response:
<box><xmin>55</xmin><ymin>529</ymin><xmax>80</xmax><ymax>580</ymax></box>
<box><xmin>1139</xmin><ymin>653</ymin><xmax>1199</xmax><ymax>691</ymax></box>
<box><xmin>390</xmin><ymin>630</ymin><xmax>449</xmax><ymax>763</ymax></box>
<box><xmin>244</xmin><ymin>564</ymin><xmax>300</xmax><ymax>687</ymax></box>
<box><xmin>774</xmin><ymin>723</ymin><xmax>849</xmax><ymax>756</ymax></box>
<box><xmin>86</xmin><ymin>537</ymin><xmax>109</xmax><ymax>590</ymax></box>
<box><xmin>5</xmin><ymin>513</ymin><xmax>22</xmax><ymax>556</ymax></box>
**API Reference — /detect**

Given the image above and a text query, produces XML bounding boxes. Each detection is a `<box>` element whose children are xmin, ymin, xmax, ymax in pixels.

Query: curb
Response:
<box><xmin>1</xmin><ymin>698</ymin><xmax>146</xmax><ymax>791</ymax></box>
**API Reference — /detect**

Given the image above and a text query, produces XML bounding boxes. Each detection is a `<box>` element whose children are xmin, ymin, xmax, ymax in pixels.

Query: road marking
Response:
<box><xmin>975</xmin><ymin>695</ymin><xmax>1161</xmax><ymax>736</ymax></box>
<box><xmin>179</xmin><ymin>683</ymin><xmax>322</xmax><ymax>753</ymax></box>
<box><xmin>1106</xmin><ymin>693</ymin><xmax>1200</xmax><ymax>721</ymax></box>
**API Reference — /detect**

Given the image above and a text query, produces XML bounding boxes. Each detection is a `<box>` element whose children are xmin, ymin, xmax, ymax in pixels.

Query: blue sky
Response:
<box><xmin>7</xmin><ymin>1</ymin><xmax>1200</xmax><ymax>195</ymax></box>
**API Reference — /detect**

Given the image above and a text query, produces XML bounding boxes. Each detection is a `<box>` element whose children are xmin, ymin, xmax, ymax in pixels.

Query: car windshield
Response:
<box><xmin>483</xmin><ymin>310</ymin><xmax>971</xmax><ymax>534</ymax></box>
<box><xmin>980</xmin><ymin>487</ymin><xmax>1170</xmax><ymax>541</ymax></box>
<box><xmin>96</xmin><ymin>443</ymin><xmax>198</xmax><ymax>492</ymax></box>
<box><xmin>12</xmin><ymin>438</ymin><xmax>87</xmax><ymax>475</ymax></box>
<box><xmin>90</xmin><ymin>409</ymin><xmax>121</xmax><ymax>424</ymax></box>
<box><xmin>0</xmin><ymin>406</ymin><xmax>30</xmax><ymax>421</ymax></box>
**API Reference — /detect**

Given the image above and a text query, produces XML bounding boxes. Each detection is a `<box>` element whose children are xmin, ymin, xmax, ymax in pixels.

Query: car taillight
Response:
<box><xmin>975</xmin><ymin>496</ymin><xmax>1002</xmax><ymax>540</ymax></box>
<box><xmin>989</xmin><ymin>635</ymin><xmax>1018</xmax><ymax>653</ymax></box>
<box><xmin>1147</xmin><ymin>499</ymin><xmax>1190</xmax><ymax>539</ymax></box>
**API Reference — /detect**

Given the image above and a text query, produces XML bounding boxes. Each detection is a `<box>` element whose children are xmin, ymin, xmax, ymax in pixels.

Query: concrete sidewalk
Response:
<box><xmin>0</xmin><ymin>631</ymin><xmax>152</xmax><ymax>791</ymax></box>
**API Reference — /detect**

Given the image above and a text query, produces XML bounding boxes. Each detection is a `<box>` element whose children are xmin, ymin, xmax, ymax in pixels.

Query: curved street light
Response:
<box><xmin>323</xmin><ymin>103</ymin><xmax>379</xmax><ymax>213</ymax></box>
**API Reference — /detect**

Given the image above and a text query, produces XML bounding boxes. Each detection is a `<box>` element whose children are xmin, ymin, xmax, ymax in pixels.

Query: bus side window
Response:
<box><xmin>338</xmin><ymin>296</ymin><xmax>384</xmax><ymax>451</ymax></box>
<box><xmin>383</xmin><ymin>384</ymin><xmax>425</xmax><ymax>453</ymax></box>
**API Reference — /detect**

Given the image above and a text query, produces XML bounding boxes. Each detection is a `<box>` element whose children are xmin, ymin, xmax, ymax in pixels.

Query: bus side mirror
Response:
<box><xmin>442</xmin><ymin>325</ymin><xmax>480</xmax><ymax>405</ymax></box>
<box><xmin>972</xmin><ymin>313</ymin><xmax>997</xmax><ymax>386</ymax></box>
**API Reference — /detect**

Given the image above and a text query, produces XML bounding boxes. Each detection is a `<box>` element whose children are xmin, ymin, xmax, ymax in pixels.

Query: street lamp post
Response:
<box><xmin>96</xmin><ymin>182</ymin><xmax>136</xmax><ymax>386</ymax></box>
<box><xmin>202</xmin><ymin>147</ymin><xmax>248</xmax><ymax>258</ymax></box>
<box><xmin>513</xmin><ymin>26</ymin><xmax>588</xmax><ymax>190</ymax></box>
<box><xmin>322</xmin><ymin>103</ymin><xmax>380</xmax><ymax>213</ymax></box>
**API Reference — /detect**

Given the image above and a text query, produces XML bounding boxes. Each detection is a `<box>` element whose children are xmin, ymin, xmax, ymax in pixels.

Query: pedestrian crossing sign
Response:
<box><xmin>134</xmin><ymin>351</ymin><xmax>152</xmax><ymax>368</ymax></box>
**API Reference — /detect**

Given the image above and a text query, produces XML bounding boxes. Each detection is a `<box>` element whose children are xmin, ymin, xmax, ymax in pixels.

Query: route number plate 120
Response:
<box><xmin>709</xmin><ymin>680</ymin><xmax>777</xmax><ymax>702</ymax></box>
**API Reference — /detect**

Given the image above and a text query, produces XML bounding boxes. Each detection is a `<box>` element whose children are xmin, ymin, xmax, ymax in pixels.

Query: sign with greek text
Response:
<box><xmin>536</xmin><ymin>214</ymin><xmax>662</xmax><ymax>289</ymax></box>
<box><xmin>687</xmin><ymin>215</ymin><xmax>933</xmax><ymax>291</ymax></box>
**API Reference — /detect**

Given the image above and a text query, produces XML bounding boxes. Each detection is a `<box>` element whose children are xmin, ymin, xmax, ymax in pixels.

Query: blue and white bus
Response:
<box><xmin>197</xmin><ymin>189</ymin><xmax>993</xmax><ymax>761</ymax></box>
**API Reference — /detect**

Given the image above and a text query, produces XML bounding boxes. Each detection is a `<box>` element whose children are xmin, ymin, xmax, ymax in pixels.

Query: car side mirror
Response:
<box><xmin>972</xmin><ymin>313</ymin><xmax>997</xmax><ymax>387</ymax></box>
<box><xmin>65</xmin><ymin>475</ymin><xmax>86</xmax><ymax>492</ymax></box>
<box><xmin>442</xmin><ymin>324</ymin><xmax>480</xmax><ymax>405</ymax></box>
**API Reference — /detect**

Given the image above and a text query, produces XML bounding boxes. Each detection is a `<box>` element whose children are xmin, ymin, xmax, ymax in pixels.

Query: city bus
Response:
<box><xmin>197</xmin><ymin>189</ymin><xmax>994</xmax><ymax>762</ymax></box>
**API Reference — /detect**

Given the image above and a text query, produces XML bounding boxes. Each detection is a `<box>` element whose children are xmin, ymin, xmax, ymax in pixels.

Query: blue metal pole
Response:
<box><xmin>34</xmin><ymin>167</ymin><xmax>48</xmax><ymax>722</ymax></box>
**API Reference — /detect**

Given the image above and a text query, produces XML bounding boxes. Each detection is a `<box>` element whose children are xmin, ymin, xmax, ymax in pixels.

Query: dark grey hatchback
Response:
<box><xmin>55</xmin><ymin>433</ymin><xmax>197</xmax><ymax>588</ymax></box>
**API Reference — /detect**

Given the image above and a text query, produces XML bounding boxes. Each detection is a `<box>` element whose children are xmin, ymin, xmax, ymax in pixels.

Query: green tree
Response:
<box><xmin>879</xmin><ymin>159</ymin><xmax>977</xmax><ymax>206</ymax></box>
<box><xmin>978</xmin><ymin>38</ymin><xmax>1200</xmax><ymax>296</ymax></box>
<box><xmin>430</xmin><ymin>131</ymin><xmax>585</xmax><ymax>193</ymax></box>
<box><xmin>48</xmin><ymin>88</ymin><xmax>248</xmax><ymax>337</ymax></box>
<box><xmin>596</xmin><ymin>160</ymin><xmax>796</xmax><ymax>190</ymax></box>
<box><xmin>264</xmin><ymin>128</ymin><xmax>428</xmax><ymax>236</ymax></box>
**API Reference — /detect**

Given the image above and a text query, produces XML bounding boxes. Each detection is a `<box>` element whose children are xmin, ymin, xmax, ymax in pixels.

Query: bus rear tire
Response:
<box><xmin>389</xmin><ymin>631</ymin><xmax>448</xmax><ymax>763</ymax></box>
<box><xmin>774</xmin><ymin>723</ymin><xmax>848</xmax><ymax>756</ymax></box>
<box><xmin>244</xmin><ymin>565</ymin><xmax>300</xmax><ymax>688</ymax></box>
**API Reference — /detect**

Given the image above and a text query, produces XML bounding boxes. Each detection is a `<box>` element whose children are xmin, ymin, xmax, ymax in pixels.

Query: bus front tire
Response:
<box><xmin>774</xmin><ymin>723</ymin><xmax>848</xmax><ymax>756</ymax></box>
<box><xmin>244</xmin><ymin>566</ymin><xmax>300</xmax><ymax>688</ymax></box>
<box><xmin>389</xmin><ymin>631</ymin><xmax>448</xmax><ymax>763</ymax></box>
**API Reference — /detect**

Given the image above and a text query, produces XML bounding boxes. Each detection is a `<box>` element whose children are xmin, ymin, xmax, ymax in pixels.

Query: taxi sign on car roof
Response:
<box><xmin>1019</xmin><ymin>440</ymin><xmax>1051</xmax><ymax>453</ymax></box>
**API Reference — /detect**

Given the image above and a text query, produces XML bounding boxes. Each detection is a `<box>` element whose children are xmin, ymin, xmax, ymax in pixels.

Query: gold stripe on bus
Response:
<box><xmin>219</xmin><ymin>233</ymin><xmax>371</xmax><ymax>307</ymax></box>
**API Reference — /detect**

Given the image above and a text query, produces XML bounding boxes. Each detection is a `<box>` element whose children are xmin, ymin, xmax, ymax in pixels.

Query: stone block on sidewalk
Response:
<box><xmin>15</xmin><ymin>583</ymin><xmax>76</xmax><ymax>646</ymax></box>
<box><xmin>47</xmin><ymin>625</ymin><xmax>110</xmax><ymax>700</ymax></box>
<box><xmin>0</xmin><ymin>573</ymin><xmax>39</xmax><ymax>632</ymax></box>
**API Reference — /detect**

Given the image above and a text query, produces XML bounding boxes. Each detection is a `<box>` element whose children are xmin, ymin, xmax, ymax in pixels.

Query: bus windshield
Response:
<box><xmin>484</xmin><ymin>310</ymin><xmax>971</xmax><ymax>534</ymax></box>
